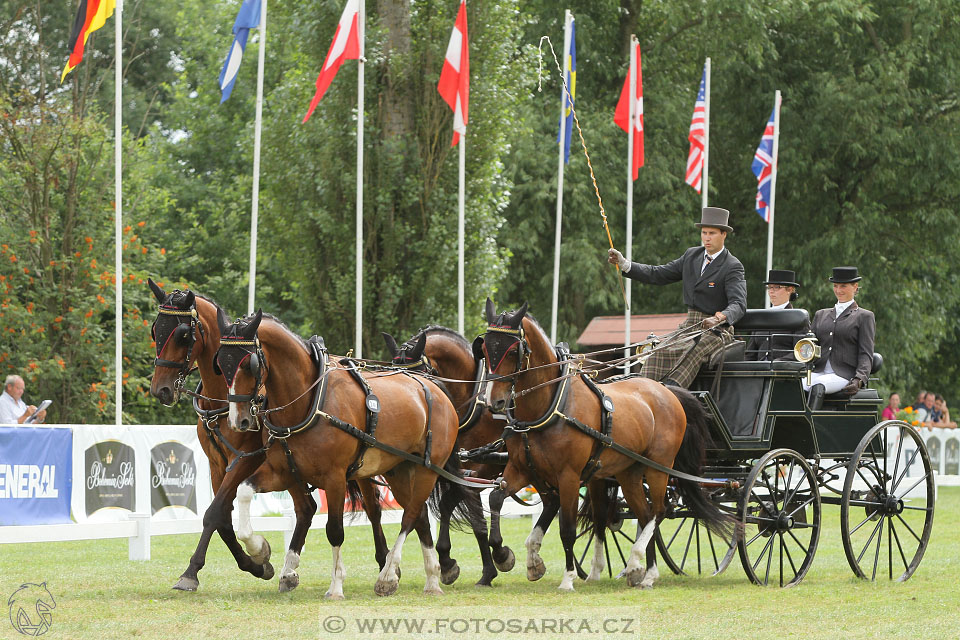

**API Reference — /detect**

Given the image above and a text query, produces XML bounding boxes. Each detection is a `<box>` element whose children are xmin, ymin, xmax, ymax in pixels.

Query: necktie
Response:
<box><xmin>701</xmin><ymin>254</ymin><xmax>713</xmax><ymax>275</ymax></box>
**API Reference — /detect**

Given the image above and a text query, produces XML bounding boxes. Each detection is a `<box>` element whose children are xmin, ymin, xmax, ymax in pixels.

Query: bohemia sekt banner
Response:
<box><xmin>0</xmin><ymin>427</ymin><xmax>72</xmax><ymax>525</ymax></box>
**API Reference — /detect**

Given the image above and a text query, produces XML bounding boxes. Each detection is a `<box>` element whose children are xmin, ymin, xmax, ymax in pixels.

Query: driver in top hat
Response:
<box><xmin>607</xmin><ymin>207</ymin><xmax>747</xmax><ymax>388</ymax></box>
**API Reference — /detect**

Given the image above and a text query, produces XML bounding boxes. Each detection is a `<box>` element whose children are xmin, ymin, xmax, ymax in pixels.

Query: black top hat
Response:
<box><xmin>763</xmin><ymin>269</ymin><xmax>800</xmax><ymax>288</ymax></box>
<box><xmin>828</xmin><ymin>266</ymin><xmax>862</xmax><ymax>283</ymax></box>
<box><xmin>694</xmin><ymin>207</ymin><xmax>733</xmax><ymax>232</ymax></box>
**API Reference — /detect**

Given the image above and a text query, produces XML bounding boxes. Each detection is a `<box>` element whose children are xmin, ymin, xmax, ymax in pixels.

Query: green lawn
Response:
<box><xmin>2</xmin><ymin>487</ymin><xmax>957</xmax><ymax>640</ymax></box>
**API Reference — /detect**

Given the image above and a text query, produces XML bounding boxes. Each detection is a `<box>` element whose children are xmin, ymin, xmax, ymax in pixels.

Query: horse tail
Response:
<box><xmin>428</xmin><ymin>455</ymin><xmax>486</xmax><ymax>533</ymax></box>
<box><xmin>343</xmin><ymin>479</ymin><xmax>378</xmax><ymax>521</ymax></box>
<box><xmin>576</xmin><ymin>480</ymin><xmax>618</xmax><ymax>534</ymax></box>
<box><xmin>668</xmin><ymin>385</ymin><xmax>734</xmax><ymax>536</ymax></box>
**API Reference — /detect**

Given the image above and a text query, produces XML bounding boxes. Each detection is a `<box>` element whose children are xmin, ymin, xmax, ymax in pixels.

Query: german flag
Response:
<box><xmin>61</xmin><ymin>0</ymin><xmax>116</xmax><ymax>83</ymax></box>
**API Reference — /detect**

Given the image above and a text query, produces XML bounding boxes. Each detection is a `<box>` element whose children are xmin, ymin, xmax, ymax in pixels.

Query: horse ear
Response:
<box><xmin>410</xmin><ymin>332</ymin><xmax>427</xmax><ymax>360</ymax></box>
<box><xmin>148</xmin><ymin>278</ymin><xmax>165</xmax><ymax>303</ymax></box>
<box><xmin>517</xmin><ymin>300</ymin><xmax>529</xmax><ymax>319</ymax></box>
<box><xmin>508</xmin><ymin>301</ymin><xmax>528</xmax><ymax>326</ymax></box>
<box><xmin>485</xmin><ymin>297</ymin><xmax>496</xmax><ymax>324</ymax></box>
<box><xmin>248</xmin><ymin>309</ymin><xmax>263</xmax><ymax>335</ymax></box>
<box><xmin>382</xmin><ymin>332</ymin><xmax>399</xmax><ymax>357</ymax></box>
<box><xmin>184</xmin><ymin>290</ymin><xmax>195</xmax><ymax>308</ymax></box>
<box><xmin>217</xmin><ymin>307</ymin><xmax>229</xmax><ymax>335</ymax></box>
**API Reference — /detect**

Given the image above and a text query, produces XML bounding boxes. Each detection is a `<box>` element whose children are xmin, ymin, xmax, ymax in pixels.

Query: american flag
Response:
<box><xmin>685</xmin><ymin>65</ymin><xmax>707</xmax><ymax>192</ymax></box>
<box><xmin>751</xmin><ymin>106</ymin><xmax>776</xmax><ymax>222</ymax></box>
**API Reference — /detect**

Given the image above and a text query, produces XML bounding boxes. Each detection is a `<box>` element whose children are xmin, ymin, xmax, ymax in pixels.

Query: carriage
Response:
<box><xmin>574</xmin><ymin>308</ymin><xmax>935</xmax><ymax>587</ymax></box>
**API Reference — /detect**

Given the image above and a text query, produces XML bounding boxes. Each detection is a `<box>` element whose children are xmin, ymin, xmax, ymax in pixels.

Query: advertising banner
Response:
<box><xmin>0</xmin><ymin>427</ymin><xmax>72</xmax><ymax>525</ymax></box>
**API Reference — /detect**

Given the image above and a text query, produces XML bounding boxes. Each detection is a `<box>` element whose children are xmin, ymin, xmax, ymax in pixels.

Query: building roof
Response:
<box><xmin>577</xmin><ymin>313</ymin><xmax>688</xmax><ymax>347</ymax></box>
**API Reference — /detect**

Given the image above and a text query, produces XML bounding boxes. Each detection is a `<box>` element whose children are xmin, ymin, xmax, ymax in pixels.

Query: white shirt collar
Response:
<box><xmin>704</xmin><ymin>247</ymin><xmax>725</xmax><ymax>261</ymax></box>
<box><xmin>771</xmin><ymin>301</ymin><xmax>789</xmax><ymax>310</ymax></box>
<box><xmin>835</xmin><ymin>299</ymin><xmax>855</xmax><ymax>316</ymax></box>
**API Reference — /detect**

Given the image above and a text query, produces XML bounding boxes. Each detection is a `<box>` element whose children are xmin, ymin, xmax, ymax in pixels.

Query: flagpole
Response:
<box><xmin>624</xmin><ymin>35</ymin><xmax>636</xmax><ymax>374</ymax></box>
<box><xmin>701</xmin><ymin>57</ymin><xmax>710</xmax><ymax>209</ymax></box>
<box><xmin>356</xmin><ymin>0</ymin><xmax>365</xmax><ymax>356</ymax></box>
<box><xmin>765</xmin><ymin>90</ymin><xmax>782</xmax><ymax>308</ymax></box>
<box><xmin>457</xmin><ymin>130</ymin><xmax>465</xmax><ymax>335</ymax></box>
<box><xmin>247</xmin><ymin>0</ymin><xmax>267</xmax><ymax>316</ymax></box>
<box><xmin>550</xmin><ymin>10</ymin><xmax>572</xmax><ymax>345</ymax></box>
<box><xmin>114</xmin><ymin>0</ymin><xmax>123</xmax><ymax>426</ymax></box>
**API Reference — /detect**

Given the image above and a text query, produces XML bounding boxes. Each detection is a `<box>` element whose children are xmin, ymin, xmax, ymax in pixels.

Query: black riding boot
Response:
<box><xmin>807</xmin><ymin>383</ymin><xmax>825</xmax><ymax>412</ymax></box>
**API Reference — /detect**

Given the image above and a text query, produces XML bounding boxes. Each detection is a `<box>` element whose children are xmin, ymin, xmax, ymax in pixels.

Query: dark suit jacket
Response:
<box><xmin>811</xmin><ymin>301</ymin><xmax>876</xmax><ymax>387</ymax></box>
<box><xmin>745</xmin><ymin>303</ymin><xmax>810</xmax><ymax>361</ymax></box>
<box><xmin>624</xmin><ymin>246</ymin><xmax>747</xmax><ymax>324</ymax></box>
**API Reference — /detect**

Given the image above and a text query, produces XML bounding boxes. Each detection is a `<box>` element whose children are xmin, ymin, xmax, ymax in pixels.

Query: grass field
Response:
<box><xmin>2</xmin><ymin>487</ymin><xmax>957</xmax><ymax>640</ymax></box>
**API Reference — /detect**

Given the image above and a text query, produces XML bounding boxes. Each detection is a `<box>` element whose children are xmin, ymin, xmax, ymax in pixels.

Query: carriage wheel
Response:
<box><xmin>655</xmin><ymin>487</ymin><xmax>737</xmax><ymax>577</ymax></box>
<box><xmin>840</xmin><ymin>421</ymin><xmax>935</xmax><ymax>581</ymax></box>
<box><xmin>737</xmin><ymin>449</ymin><xmax>821</xmax><ymax>587</ymax></box>
<box><xmin>573</xmin><ymin>496</ymin><xmax>637</xmax><ymax>579</ymax></box>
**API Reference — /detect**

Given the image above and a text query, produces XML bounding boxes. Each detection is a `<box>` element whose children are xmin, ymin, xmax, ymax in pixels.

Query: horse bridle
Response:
<box><xmin>214</xmin><ymin>336</ymin><xmax>267</xmax><ymax>428</ymax></box>
<box><xmin>151</xmin><ymin>303</ymin><xmax>205</xmax><ymax>402</ymax></box>
<box><xmin>481</xmin><ymin>324</ymin><xmax>531</xmax><ymax>412</ymax></box>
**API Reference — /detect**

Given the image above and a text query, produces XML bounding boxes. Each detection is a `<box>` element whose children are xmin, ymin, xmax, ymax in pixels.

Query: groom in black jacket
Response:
<box><xmin>608</xmin><ymin>207</ymin><xmax>747</xmax><ymax>388</ymax></box>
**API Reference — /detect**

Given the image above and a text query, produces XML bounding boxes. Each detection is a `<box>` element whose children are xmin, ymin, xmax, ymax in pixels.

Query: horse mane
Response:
<box><xmin>256</xmin><ymin>312</ymin><xmax>310</xmax><ymax>353</ymax></box>
<box><xmin>417</xmin><ymin>325</ymin><xmax>471</xmax><ymax>350</ymax></box>
<box><xmin>521</xmin><ymin>312</ymin><xmax>552</xmax><ymax>347</ymax></box>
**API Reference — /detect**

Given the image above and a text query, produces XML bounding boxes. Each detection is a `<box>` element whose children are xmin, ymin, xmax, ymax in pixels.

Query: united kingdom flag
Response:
<box><xmin>751</xmin><ymin>106</ymin><xmax>776</xmax><ymax>222</ymax></box>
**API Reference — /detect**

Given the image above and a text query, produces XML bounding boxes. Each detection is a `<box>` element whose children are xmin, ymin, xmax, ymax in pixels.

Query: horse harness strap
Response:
<box><xmin>192</xmin><ymin>381</ymin><xmax>230</xmax><ymax>469</ymax></box>
<box><xmin>578</xmin><ymin>374</ymin><xmax>615</xmax><ymax>483</ymax></box>
<box><xmin>340</xmin><ymin>358</ymin><xmax>382</xmax><ymax>478</ymax></box>
<box><xmin>457</xmin><ymin>359</ymin><xmax>488</xmax><ymax>432</ymax></box>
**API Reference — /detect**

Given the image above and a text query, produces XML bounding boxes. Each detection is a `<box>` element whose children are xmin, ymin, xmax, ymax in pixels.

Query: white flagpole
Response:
<box><xmin>114</xmin><ymin>0</ymin><xmax>123</xmax><ymax>426</ymax></box>
<box><xmin>356</xmin><ymin>0</ymin><xmax>365</xmax><ymax>356</ymax></box>
<box><xmin>457</xmin><ymin>129</ymin><xmax>465</xmax><ymax>335</ymax></box>
<box><xmin>765</xmin><ymin>90</ymin><xmax>782</xmax><ymax>308</ymax></box>
<box><xmin>550</xmin><ymin>10</ymin><xmax>572</xmax><ymax>345</ymax></box>
<box><xmin>247</xmin><ymin>0</ymin><xmax>267</xmax><ymax>315</ymax></box>
<box><xmin>701</xmin><ymin>57</ymin><xmax>710</xmax><ymax>209</ymax></box>
<box><xmin>624</xmin><ymin>36</ymin><xmax>636</xmax><ymax>373</ymax></box>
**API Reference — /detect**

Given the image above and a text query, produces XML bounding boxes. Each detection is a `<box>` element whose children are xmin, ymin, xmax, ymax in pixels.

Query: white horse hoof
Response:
<box><xmin>423</xmin><ymin>586</ymin><xmax>444</xmax><ymax>596</ymax></box>
<box><xmin>324</xmin><ymin>591</ymin><xmax>345</xmax><ymax>601</ymax></box>
<box><xmin>249</xmin><ymin>537</ymin><xmax>271</xmax><ymax>565</ymax></box>
<box><xmin>526</xmin><ymin>557</ymin><xmax>546</xmax><ymax>582</ymax></box>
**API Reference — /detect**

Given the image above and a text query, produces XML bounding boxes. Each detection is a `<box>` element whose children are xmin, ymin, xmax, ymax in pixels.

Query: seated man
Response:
<box><xmin>803</xmin><ymin>267</ymin><xmax>876</xmax><ymax>411</ymax></box>
<box><xmin>746</xmin><ymin>269</ymin><xmax>810</xmax><ymax>361</ymax></box>
<box><xmin>608</xmin><ymin>207</ymin><xmax>746</xmax><ymax>387</ymax></box>
<box><xmin>0</xmin><ymin>375</ymin><xmax>46</xmax><ymax>424</ymax></box>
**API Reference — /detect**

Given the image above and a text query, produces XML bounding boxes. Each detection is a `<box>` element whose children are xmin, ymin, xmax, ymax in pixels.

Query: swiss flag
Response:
<box><xmin>303</xmin><ymin>0</ymin><xmax>361</xmax><ymax>123</ymax></box>
<box><xmin>437</xmin><ymin>1</ymin><xmax>469</xmax><ymax>146</ymax></box>
<box><xmin>614</xmin><ymin>41</ymin><xmax>644</xmax><ymax>180</ymax></box>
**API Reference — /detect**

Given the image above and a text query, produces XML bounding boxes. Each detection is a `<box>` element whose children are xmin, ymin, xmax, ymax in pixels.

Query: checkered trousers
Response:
<box><xmin>640</xmin><ymin>309</ymin><xmax>733</xmax><ymax>387</ymax></box>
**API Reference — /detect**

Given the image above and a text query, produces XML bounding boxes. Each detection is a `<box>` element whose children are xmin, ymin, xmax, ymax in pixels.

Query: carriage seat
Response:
<box><xmin>733</xmin><ymin>308</ymin><xmax>810</xmax><ymax>333</ymax></box>
<box><xmin>823</xmin><ymin>353</ymin><xmax>884</xmax><ymax>406</ymax></box>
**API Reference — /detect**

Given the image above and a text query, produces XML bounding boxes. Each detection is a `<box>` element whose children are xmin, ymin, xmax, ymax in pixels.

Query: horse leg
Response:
<box><xmin>556</xmin><ymin>472</ymin><xmax>583</xmax><ymax>592</ymax></box>
<box><xmin>463</xmin><ymin>488</ymin><xmax>498</xmax><ymax>587</ymax></box>
<box><xmin>435</xmin><ymin>489</ymin><xmax>460</xmax><ymax>585</ymax></box>
<box><xmin>323</xmin><ymin>477</ymin><xmax>348</xmax><ymax>600</ymax></box>
<box><xmin>413</xmin><ymin>506</ymin><xmax>444</xmax><ymax>596</ymax></box>
<box><xmin>639</xmin><ymin>470</ymin><xmax>669</xmax><ymax>589</ymax></box>
<box><xmin>586</xmin><ymin>479</ymin><xmax>610</xmax><ymax>581</ymax></box>
<box><xmin>174</xmin><ymin>453</ymin><xmax>269</xmax><ymax>591</ymax></box>
<box><xmin>235</xmin><ymin>479</ymin><xmax>271</xmax><ymax>566</ymax></box>
<box><xmin>357</xmin><ymin>478</ymin><xmax>390</xmax><ymax>571</ymax></box>
<box><xmin>278</xmin><ymin>488</ymin><xmax>318</xmax><ymax>593</ymax></box>
<box><xmin>526</xmin><ymin>491</ymin><xmax>559</xmax><ymax>582</ymax></box>
<box><xmin>487</xmin><ymin>488</ymin><xmax>516</xmax><ymax>572</ymax></box>
<box><xmin>617</xmin><ymin>467</ymin><xmax>657</xmax><ymax>589</ymax></box>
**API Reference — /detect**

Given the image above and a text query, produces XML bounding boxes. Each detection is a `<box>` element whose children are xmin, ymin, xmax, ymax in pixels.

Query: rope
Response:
<box><xmin>537</xmin><ymin>35</ymin><xmax>628</xmax><ymax>310</ymax></box>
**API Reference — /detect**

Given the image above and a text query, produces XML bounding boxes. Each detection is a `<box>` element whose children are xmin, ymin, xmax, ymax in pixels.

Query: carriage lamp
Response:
<box><xmin>793</xmin><ymin>334</ymin><xmax>821</xmax><ymax>386</ymax></box>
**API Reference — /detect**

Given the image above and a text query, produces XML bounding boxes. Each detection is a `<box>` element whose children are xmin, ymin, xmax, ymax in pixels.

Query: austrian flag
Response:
<box><xmin>437</xmin><ymin>1</ymin><xmax>469</xmax><ymax>146</ymax></box>
<box><xmin>303</xmin><ymin>0</ymin><xmax>361</xmax><ymax>123</ymax></box>
<box><xmin>614</xmin><ymin>40</ymin><xmax>643</xmax><ymax>180</ymax></box>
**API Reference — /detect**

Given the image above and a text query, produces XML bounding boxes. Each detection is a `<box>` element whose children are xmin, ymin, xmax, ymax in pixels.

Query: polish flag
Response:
<box><xmin>614</xmin><ymin>41</ymin><xmax>644</xmax><ymax>180</ymax></box>
<box><xmin>437</xmin><ymin>1</ymin><xmax>469</xmax><ymax>146</ymax></box>
<box><xmin>303</xmin><ymin>0</ymin><xmax>360</xmax><ymax>123</ymax></box>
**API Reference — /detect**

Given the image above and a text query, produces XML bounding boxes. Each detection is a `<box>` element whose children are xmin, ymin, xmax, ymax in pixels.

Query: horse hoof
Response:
<box><xmin>474</xmin><ymin>579</ymin><xmax>494</xmax><ymax>588</ymax></box>
<box><xmin>440</xmin><ymin>562</ymin><xmax>460</xmax><ymax>585</ymax></box>
<box><xmin>423</xmin><ymin>586</ymin><xmax>444</xmax><ymax>596</ymax></box>
<box><xmin>557</xmin><ymin>584</ymin><xmax>575</xmax><ymax>593</ymax></box>
<box><xmin>260</xmin><ymin>561</ymin><xmax>275</xmax><ymax>581</ymax></box>
<box><xmin>375</xmin><ymin>580</ymin><xmax>399</xmax><ymax>597</ymax></box>
<box><xmin>625</xmin><ymin>568</ymin><xmax>645</xmax><ymax>588</ymax></box>
<box><xmin>493</xmin><ymin>546</ymin><xmax>516</xmax><ymax>572</ymax></box>
<box><xmin>278</xmin><ymin>573</ymin><xmax>299</xmax><ymax>593</ymax></box>
<box><xmin>250</xmin><ymin>538</ymin><xmax>271</xmax><ymax>565</ymax></box>
<box><xmin>172</xmin><ymin>576</ymin><xmax>199</xmax><ymax>592</ymax></box>
<box><xmin>527</xmin><ymin>557</ymin><xmax>546</xmax><ymax>582</ymax></box>
<box><xmin>324</xmin><ymin>591</ymin><xmax>344</xmax><ymax>601</ymax></box>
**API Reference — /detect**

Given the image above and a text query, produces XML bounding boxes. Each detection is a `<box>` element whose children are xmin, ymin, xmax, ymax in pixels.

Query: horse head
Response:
<box><xmin>382</xmin><ymin>331</ymin><xmax>430</xmax><ymax>371</ymax></box>
<box><xmin>148</xmin><ymin>278</ymin><xmax>204</xmax><ymax>405</ymax></box>
<box><xmin>480</xmin><ymin>297</ymin><xmax>529</xmax><ymax>413</ymax></box>
<box><xmin>215</xmin><ymin>308</ymin><xmax>265</xmax><ymax>432</ymax></box>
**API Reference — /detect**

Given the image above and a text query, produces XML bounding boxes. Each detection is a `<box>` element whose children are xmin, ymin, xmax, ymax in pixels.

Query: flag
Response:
<box><xmin>437</xmin><ymin>0</ymin><xmax>469</xmax><ymax>147</ymax></box>
<box><xmin>614</xmin><ymin>41</ymin><xmax>643</xmax><ymax>180</ymax></box>
<box><xmin>303</xmin><ymin>0</ymin><xmax>361</xmax><ymax>123</ymax></box>
<box><xmin>60</xmin><ymin>0</ymin><xmax>116</xmax><ymax>83</ymax></box>
<box><xmin>751</xmin><ymin>106</ymin><xmax>776</xmax><ymax>222</ymax></box>
<box><xmin>218</xmin><ymin>0</ymin><xmax>262</xmax><ymax>104</ymax></box>
<box><xmin>685</xmin><ymin>65</ymin><xmax>707</xmax><ymax>192</ymax></box>
<box><xmin>556</xmin><ymin>20</ymin><xmax>576</xmax><ymax>163</ymax></box>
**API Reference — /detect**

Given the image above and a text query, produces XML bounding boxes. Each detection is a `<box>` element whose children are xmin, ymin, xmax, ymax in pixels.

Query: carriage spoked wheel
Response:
<box><xmin>573</xmin><ymin>495</ymin><xmax>638</xmax><ymax>579</ymax></box>
<box><xmin>737</xmin><ymin>448</ymin><xmax>821</xmax><ymax>587</ymax></box>
<box><xmin>655</xmin><ymin>486</ymin><xmax>737</xmax><ymax>577</ymax></box>
<box><xmin>840</xmin><ymin>420</ymin><xmax>935</xmax><ymax>581</ymax></box>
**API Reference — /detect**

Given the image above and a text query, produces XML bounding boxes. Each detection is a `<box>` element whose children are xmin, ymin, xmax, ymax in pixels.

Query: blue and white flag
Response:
<box><xmin>556</xmin><ymin>20</ymin><xmax>576</xmax><ymax>163</ymax></box>
<box><xmin>218</xmin><ymin>0</ymin><xmax>262</xmax><ymax>103</ymax></box>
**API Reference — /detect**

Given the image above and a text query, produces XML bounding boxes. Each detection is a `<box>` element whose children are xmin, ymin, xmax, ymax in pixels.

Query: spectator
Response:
<box><xmin>913</xmin><ymin>392</ymin><xmax>936</xmax><ymax>424</ymax></box>
<box><xmin>882</xmin><ymin>392</ymin><xmax>900</xmax><ymax>421</ymax></box>
<box><xmin>932</xmin><ymin>395</ymin><xmax>956</xmax><ymax>429</ymax></box>
<box><xmin>910</xmin><ymin>391</ymin><xmax>927</xmax><ymax>412</ymax></box>
<box><xmin>0</xmin><ymin>375</ymin><xmax>46</xmax><ymax>424</ymax></box>
<box><xmin>926</xmin><ymin>393</ymin><xmax>942</xmax><ymax>424</ymax></box>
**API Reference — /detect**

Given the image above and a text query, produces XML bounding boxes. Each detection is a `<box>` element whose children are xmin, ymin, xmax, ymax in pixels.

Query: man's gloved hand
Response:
<box><xmin>607</xmin><ymin>248</ymin><xmax>629</xmax><ymax>272</ymax></box>
<box><xmin>702</xmin><ymin>312</ymin><xmax>727</xmax><ymax>329</ymax></box>
<box><xmin>842</xmin><ymin>379</ymin><xmax>861</xmax><ymax>395</ymax></box>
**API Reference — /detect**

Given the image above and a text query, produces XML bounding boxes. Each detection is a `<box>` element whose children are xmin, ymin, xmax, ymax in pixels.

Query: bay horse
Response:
<box><xmin>147</xmin><ymin>280</ymin><xmax>389</xmax><ymax>592</ymax></box>
<box><xmin>480</xmin><ymin>299</ymin><xmax>729</xmax><ymax>591</ymax></box>
<box><xmin>215</xmin><ymin>309</ymin><xmax>476</xmax><ymax>598</ymax></box>
<box><xmin>382</xmin><ymin>327</ymin><xmax>517</xmax><ymax>586</ymax></box>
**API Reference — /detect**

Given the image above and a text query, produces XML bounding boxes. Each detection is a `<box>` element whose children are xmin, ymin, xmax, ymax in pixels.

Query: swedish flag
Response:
<box><xmin>556</xmin><ymin>20</ymin><xmax>576</xmax><ymax>164</ymax></box>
